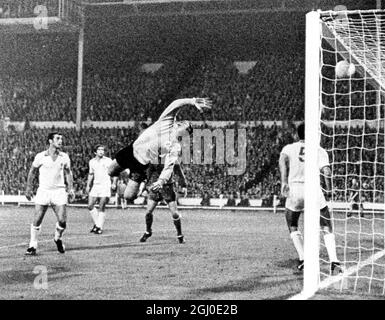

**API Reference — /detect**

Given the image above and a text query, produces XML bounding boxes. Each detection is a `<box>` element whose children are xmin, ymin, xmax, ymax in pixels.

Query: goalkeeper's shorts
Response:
<box><xmin>285</xmin><ymin>182</ymin><xmax>327</xmax><ymax>212</ymax></box>
<box><xmin>148</xmin><ymin>183</ymin><xmax>176</xmax><ymax>203</ymax></box>
<box><xmin>115</xmin><ymin>143</ymin><xmax>148</xmax><ymax>183</ymax></box>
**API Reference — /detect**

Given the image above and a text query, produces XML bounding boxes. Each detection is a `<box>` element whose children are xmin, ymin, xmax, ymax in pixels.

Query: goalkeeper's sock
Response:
<box><xmin>145</xmin><ymin>212</ymin><xmax>153</xmax><ymax>233</ymax></box>
<box><xmin>173</xmin><ymin>214</ymin><xmax>182</xmax><ymax>236</ymax></box>
<box><xmin>324</xmin><ymin>232</ymin><xmax>339</xmax><ymax>262</ymax></box>
<box><xmin>89</xmin><ymin>208</ymin><xmax>99</xmax><ymax>225</ymax></box>
<box><xmin>29</xmin><ymin>224</ymin><xmax>41</xmax><ymax>249</ymax></box>
<box><xmin>290</xmin><ymin>231</ymin><xmax>304</xmax><ymax>261</ymax></box>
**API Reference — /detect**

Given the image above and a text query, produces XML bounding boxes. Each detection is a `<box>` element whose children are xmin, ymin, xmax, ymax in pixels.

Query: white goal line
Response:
<box><xmin>288</xmin><ymin>249</ymin><xmax>385</xmax><ymax>300</ymax></box>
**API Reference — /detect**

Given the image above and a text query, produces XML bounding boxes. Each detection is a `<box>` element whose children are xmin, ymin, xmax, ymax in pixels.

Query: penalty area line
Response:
<box><xmin>0</xmin><ymin>232</ymin><xmax>121</xmax><ymax>250</ymax></box>
<box><xmin>288</xmin><ymin>249</ymin><xmax>385</xmax><ymax>300</ymax></box>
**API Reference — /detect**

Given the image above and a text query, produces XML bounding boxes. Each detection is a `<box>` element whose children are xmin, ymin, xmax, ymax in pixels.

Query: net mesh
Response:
<box><xmin>319</xmin><ymin>9</ymin><xmax>385</xmax><ymax>295</ymax></box>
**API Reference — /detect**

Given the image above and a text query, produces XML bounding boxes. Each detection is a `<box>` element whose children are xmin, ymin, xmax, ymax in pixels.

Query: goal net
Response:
<box><xmin>304</xmin><ymin>9</ymin><xmax>385</xmax><ymax>298</ymax></box>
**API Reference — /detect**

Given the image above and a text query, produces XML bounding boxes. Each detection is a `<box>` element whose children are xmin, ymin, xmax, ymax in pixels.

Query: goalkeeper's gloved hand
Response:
<box><xmin>25</xmin><ymin>188</ymin><xmax>33</xmax><ymax>201</ymax></box>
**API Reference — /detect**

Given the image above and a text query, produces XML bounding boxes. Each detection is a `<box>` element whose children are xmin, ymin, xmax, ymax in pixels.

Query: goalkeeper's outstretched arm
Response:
<box><xmin>157</xmin><ymin>97</ymin><xmax>212</xmax><ymax>121</ymax></box>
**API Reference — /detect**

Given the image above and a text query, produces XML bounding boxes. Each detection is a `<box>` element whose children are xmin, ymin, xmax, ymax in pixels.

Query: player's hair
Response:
<box><xmin>94</xmin><ymin>144</ymin><xmax>105</xmax><ymax>153</ymax></box>
<box><xmin>140</xmin><ymin>122</ymin><xmax>148</xmax><ymax>130</ymax></box>
<box><xmin>177</xmin><ymin>120</ymin><xmax>193</xmax><ymax>135</ymax></box>
<box><xmin>297</xmin><ymin>122</ymin><xmax>305</xmax><ymax>140</ymax></box>
<box><xmin>47</xmin><ymin>131</ymin><xmax>62</xmax><ymax>144</ymax></box>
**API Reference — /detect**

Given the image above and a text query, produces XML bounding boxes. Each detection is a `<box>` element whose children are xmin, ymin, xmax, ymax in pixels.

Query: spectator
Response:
<box><xmin>226</xmin><ymin>192</ymin><xmax>236</xmax><ymax>207</ymax></box>
<box><xmin>200</xmin><ymin>191</ymin><xmax>211</xmax><ymax>206</ymax></box>
<box><xmin>237</xmin><ymin>192</ymin><xmax>250</xmax><ymax>207</ymax></box>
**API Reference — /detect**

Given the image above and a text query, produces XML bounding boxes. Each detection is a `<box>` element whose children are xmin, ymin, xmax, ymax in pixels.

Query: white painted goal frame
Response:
<box><xmin>302</xmin><ymin>9</ymin><xmax>385</xmax><ymax>299</ymax></box>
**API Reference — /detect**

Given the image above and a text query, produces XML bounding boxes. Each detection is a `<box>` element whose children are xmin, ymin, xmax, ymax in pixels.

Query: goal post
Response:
<box><xmin>304</xmin><ymin>8</ymin><xmax>385</xmax><ymax>298</ymax></box>
<box><xmin>304</xmin><ymin>10</ymin><xmax>322</xmax><ymax>298</ymax></box>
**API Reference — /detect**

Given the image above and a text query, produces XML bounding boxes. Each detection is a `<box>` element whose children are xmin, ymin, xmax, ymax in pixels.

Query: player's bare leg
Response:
<box><xmin>88</xmin><ymin>196</ymin><xmax>99</xmax><ymax>233</ymax></box>
<box><xmin>94</xmin><ymin>197</ymin><xmax>109</xmax><ymax>234</ymax></box>
<box><xmin>52</xmin><ymin>204</ymin><xmax>67</xmax><ymax>253</ymax></box>
<box><xmin>108</xmin><ymin>159</ymin><xmax>124</xmax><ymax>177</ymax></box>
<box><xmin>359</xmin><ymin>203</ymin><xmax>364</xmax><ymax>218</ymax></box>
<box><xmin>140</xmin><ymin>199</ymin><xmax>157</xmax><ymax>242</ymax></box>
<box><xmin>286</xmin><ymin>209</ymin><xmax>304</xmax><ymax>270</ymax></box>
<box><xmin>124</xmin><ymin>179</ymin><xmax>140</xmax><ymax>202</ymax></box>
<box><xmin>26</xmin><ymin>205</ymin><xmax>48</xmax><ymax>255</ymax></box>
<box><xmin>320</xmin><ymin>207</ymin><xmax>343</xmax><ymax>274</ymax></box>
<box><xmin>167</xmin><ymin>201</ymin><xmax>185</xmax><ymax>244</ymax></box>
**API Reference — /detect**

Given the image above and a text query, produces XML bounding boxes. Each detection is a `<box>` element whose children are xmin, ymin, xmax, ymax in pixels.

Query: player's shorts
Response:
<box><xmin>35</xmin><ymin>188</ymin><xmax>67</xmax><ymax>206</ymax></box>
<box><xmin>351</xmin><ymin>202</ymin><xmax>363</xmax><ymax>210</ymax></box>
<box><xmin>285</xmin><ymin>182</ymin><xmax>327</xmax><ymax>212</ymax></box>
<box><xmin>148</xmin><ymin>183</ymin><xmax>176</xmax><ymax>203</ymax></box>
<box><xmin>115</xmin><ymin>143</ymin><xmax>148</xmax><ymax>183</ymax></box>
<box><xmin>89</xmin><ymin>185</ymin><xmax>111</xmax><ymax>198</ymax></box>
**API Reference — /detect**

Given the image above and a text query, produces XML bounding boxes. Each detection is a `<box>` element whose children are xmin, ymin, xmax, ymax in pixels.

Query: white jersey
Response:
<box><xmin>32</xmin><ymin>150</ymin><xmax>71</xmax><ymax>190</ymax></box>
<box><xmin>280</xmin><ymin>141</ymin><xmax>329</xmax><ymax>184</ymax></box>
<box><xmin>281</xmin><ymin>141</ymin><xmax>329</xmax><ymax>211</ymax></box>
<box><xmin>89</xmin><ymin>156</ymin><xmax>113</xmax><ymax>188</ymax></box>
<box><xmin>133</xmin><ymin>98</ymin><xmax>194</xmax><ymax>165</ymax></box>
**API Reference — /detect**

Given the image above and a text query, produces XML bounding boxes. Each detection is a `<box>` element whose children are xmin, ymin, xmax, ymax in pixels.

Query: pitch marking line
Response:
<box><xmin>0</xmin><ymin>232</ymin><xmax>121</xmax><ymax>250</ymax></box>
<box><xmin>289</xmin><ymin>249</ymin><xmax>385</xmax><ymax>300</ymax></box>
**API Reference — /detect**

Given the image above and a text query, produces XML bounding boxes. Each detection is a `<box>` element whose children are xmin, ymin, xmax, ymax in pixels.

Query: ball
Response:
<box><xmin>335</xmin><ymin>60</ymin><xmax>356</xmax><ymax>78</ymax></box>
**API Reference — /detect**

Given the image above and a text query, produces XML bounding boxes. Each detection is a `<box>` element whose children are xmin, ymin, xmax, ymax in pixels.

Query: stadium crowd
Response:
<box><xmin>0</xmin><ymin>123</ymin><xmax>291</xmax><ymax>202</ymax></box>
<box><xmin>3</xmin><ymin>121</ymin><xmax>382</xmax><ymax>204</ymax></box>
<box><xmin>2</xmin><ymin>52</ymin><xmax>384</xmax><ymax>204</ymax></box>
<box><xmin>0</xmin><ymin>0</ymin><xmax>59</xmax><ymax>19</ymax></box>
<box><xmin>0</xmin><ymin>52</ymin><xmax>305</xmax><ymax>122</ymax></box>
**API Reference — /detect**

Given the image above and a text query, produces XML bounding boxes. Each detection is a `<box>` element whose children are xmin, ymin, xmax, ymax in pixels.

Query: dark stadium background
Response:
<box><xmin>1</xmin><ymin>0</ymin><xmax>385</xmax><ymax>301</ymax></box>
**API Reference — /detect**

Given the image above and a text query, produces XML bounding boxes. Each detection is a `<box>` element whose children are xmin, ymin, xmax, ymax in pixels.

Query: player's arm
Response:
<box><xmin>86</xmin><ymin>163</ymin><xmax>94</xmax><ymax>194</ymax></box>
<box><xmin>319</xmin><ymin>148</ymin><xmax>333</xmax><ymax>201</ymax></box>
<box><xmin>152</xmin><ymin>152</ymin><xmax>179</xmax><ymax>191</ymax></box>
<box><xmin>64</xmin><ymin>160</ymin><xmax>75</xmax><ymax>202</ymax></box>
<box><xmin>321</xmin><ymin>165</ymin><xmax>333</xmax><ymax>200</ymax></box>
<box><xmin>111</xmin><ymin>176</ymin><xmax>118</xmax><ymax>192</ymax></box>
<box><xmin>157</xmin><ymin>97</ymin><xmax>212</xmax><ymax>120</ymax></box>
<box><xmin>279</xmin><ymin>152</ymin><xmax>290</xmax><ymax>197</ymax></box>
<box><xmin>174</xmin><ymin>162</ymin><xmax>187</xmax><ymax>197</ymax></box>
<box><xmin>138</xmin><ymin>166</ymin><xmax>152</xmax><ymax>197</ymax></box>
<box><xmin>25</xmin><ymin>165</ymin><xmax>39</xmax><ymax>201</ymax></box>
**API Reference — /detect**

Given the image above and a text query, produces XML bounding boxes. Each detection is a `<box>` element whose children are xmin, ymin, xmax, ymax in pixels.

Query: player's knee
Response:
<box><xmin>87</xmin><ymin>204</ymin><xmax>94</xmax><ymax>211</ymax></box>
<box><xmin>124</xmin><ymin>182</ymin><xmax>139</xmax><ymax>201</ymax></box>
<box><xmin>124</xmin><ymin>192</ymin><xmax>137</xmax><ymax>202</ymax></box>
<box><xmin>108</xmin><ymin>161</ymin><xmax>122</xmax><ymax>177</ymax></box>
<box><xmin>58</xmin><ymin>221</ymin><xmax>67</xmax><ymax>229</ymax></box>
<box><xmin>172</xmin><ymin>213</ymin><xmax>180</xmax><ymax>220</ymax></box>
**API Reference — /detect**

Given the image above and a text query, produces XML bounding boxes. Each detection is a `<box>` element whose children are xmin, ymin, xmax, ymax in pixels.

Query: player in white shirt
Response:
<box><xmin>108</xmin><ymin>97</ymin><xmax>211</xmax><ymax>201</ymax></box>
<box><xmin>279</xmin><ymin>123</ymin><xmax>342</xmax><ymax>274</ymax></box>
<box><xmin>86</xmin><ymin>145</ymin><xmax>117</xmax><ymax>234</ymax></box>
<box><xmin>25</xmin><ymin>132</ymin><xmax>75</xmax><ymax>255</ymax></box>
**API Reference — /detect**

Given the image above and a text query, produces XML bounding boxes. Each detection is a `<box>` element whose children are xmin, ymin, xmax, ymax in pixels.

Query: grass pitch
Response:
<box><xmin>1</xmin><ymin>205</ymin><xmax>384</xmax><ymax>300</ymax></box>
<box><xmin>0</xmin><ymin>206</ymin><xmax>303</xmax><ymax>300</ymax></box>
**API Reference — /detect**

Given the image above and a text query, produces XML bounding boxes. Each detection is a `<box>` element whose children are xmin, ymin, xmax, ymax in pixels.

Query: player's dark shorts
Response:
<box><xmin>115</xmin><ymin>143</ymin><xmax>148</xmax><ymax>183</ymax></box>
<box><xmin>351</xmin><ymin>202</ymin><xmax>363</xmax><ymax>210</ymax></box>
<box><xmin>148</xmin><ymin>183</ymin><xmax>176</xmax><ymax>203</ymax></box>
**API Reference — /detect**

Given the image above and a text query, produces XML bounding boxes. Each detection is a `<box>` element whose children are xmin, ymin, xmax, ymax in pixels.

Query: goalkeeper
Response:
<box><xmin>108</xmin><ymin>97</ymin><xmax>211</xmax><ymax>202</ymax></box>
